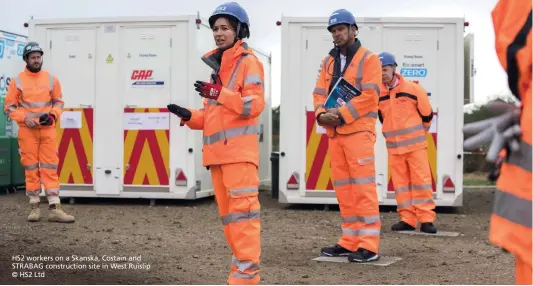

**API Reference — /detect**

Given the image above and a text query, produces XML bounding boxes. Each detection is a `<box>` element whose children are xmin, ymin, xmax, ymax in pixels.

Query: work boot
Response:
<box><xmin>420</xmin><ymin>222</ymin><xmax>437</xmax><ymax>234</ymax></box>
<box><xmin>48</xmin><ymin>204</ymin><xmax>75</xmax><ymax>223</ymax></box>
<box><xmin>348</xmin><ymin>248</ymin><xmax>379</xmax><ymax>263</ymax></box>
<box><xmin>27</xmin><ymin>203</ymin><xmax>40</xmax><ymax>222</ymax></box>
<box><xmin>320</xmin><ymin>244</ymin><xmax>352</xmax><ymax>257</ymax></box>
<box><xmin>391</xmin><ymin>221</ymin><xmax>415</xmax><ymax>231</ymax></box>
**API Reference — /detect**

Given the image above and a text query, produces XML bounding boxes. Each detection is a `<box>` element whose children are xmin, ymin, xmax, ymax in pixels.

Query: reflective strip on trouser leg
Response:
<box><xmin>19</xmin><ymin>127</ymin><xmax>41</xmax><ymax>196</ymax></box>
<box><xmin>210</xmin><ymin>166</ymin><xmax>236</xmax><ymax>255</ymax></box>
<box><xmin>330</xmin><ymin>132</ymin><xmax>381</xmax><ymax>253</ymax></box>
<box><xmin>389</xmin><ymin>153</ymin><xmax>417</xmax><ymax>227</ymax></box>
<box><xmin>406</xmin><ymin>149</ymin><xmax>436</xmax><ymax>223</ymax></box>
<box><xmin>39</xmin><ymin>128</ymin><xmax>61</xmax><ymax>197</ymax></box>
<box><xmin>219</xmin><ymin>163</ymin><xmax>261</xmax><ymax>285</ymax></box>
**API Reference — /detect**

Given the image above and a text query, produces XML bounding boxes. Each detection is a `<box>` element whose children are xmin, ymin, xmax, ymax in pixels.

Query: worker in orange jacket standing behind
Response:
<box><xmin>313</xmin><ymin>9</ymin><xmax>382</xmax><ymax>263</ymax></box>
<box><xmin>4</xmin><ymin>42</ymin><xmax>74</xmax><ymax>223</ymax></box>
<box><xmin>464</xmin><ymin>0</ymin><xmax>531</xmax><ymax>284</ymax></box>
<box><xmin>378</xmin><ymin>52</ymin><xmax>437</xmax><ymax>234</ymax></box>
<box><xmin>166</xmin><ymin>2</ymin><xmax>265</xmax><ymax>284</ymax></box>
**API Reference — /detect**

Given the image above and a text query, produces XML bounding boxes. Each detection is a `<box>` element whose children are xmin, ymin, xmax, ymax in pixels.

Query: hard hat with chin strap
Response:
<box><xmin>22</xmin><ymin>41</ymin><xmax>43</xmax><ymax>60</ymax></box>
<box><xmin>327</xmin><ymin>9</ymin><xmax>358</xmax><ymax>31</ymax></box>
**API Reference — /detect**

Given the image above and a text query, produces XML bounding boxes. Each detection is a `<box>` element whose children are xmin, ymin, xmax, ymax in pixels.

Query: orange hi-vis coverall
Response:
<box><xmin>182</xmin><ymin>40</ymin><xmax>265</xmax><ymax>285</ymax></box>
<box><xmin>4</xmin><ymin>68</ymin><xmax>64</xmax><ymax>204</ymax></box>
<box><xmin>490</xmin><ymin>1</ymin><xmax>532</xmax><ymax>284</ymax></box>
<box><xmin>378</xmin><ymin>73</ymin><xmax>436</xmax><ymax>227</ymax></box>
<box><xmin>313</xmin><ymin>39</ymin><xmax>382</xmax><ymax>254</ymax></box>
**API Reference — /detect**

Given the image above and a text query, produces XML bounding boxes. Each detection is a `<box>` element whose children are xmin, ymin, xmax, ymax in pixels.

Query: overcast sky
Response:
<box><xmin>0</xmin><ymin>0</ymin><xmax>509</xmax><ymax>107</ymax></box>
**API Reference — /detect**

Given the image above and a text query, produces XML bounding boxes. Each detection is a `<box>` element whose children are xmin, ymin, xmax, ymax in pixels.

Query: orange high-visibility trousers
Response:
<box><xmin>210</xmin><ymin>163</ymin><xmax>261</xmax><ymax>285</ymax></box>
<box><xmin>516</xmin><ymin>255</ymin><xmax>532</xmax><ymax>285</ymax></box>
<box><xmin>389</xmin><ymin>148</ymin><xmax>436</xmax><ymax>227</ymax></box>
<box><xmin>329</xmin><ymin>131</ymin><xmax>381</xmax><ymax>253</ymax></box>
<box><xmin>18</xmin><ymin>126</ymin><xmax>60</xmax><ymax>198</ymax></box>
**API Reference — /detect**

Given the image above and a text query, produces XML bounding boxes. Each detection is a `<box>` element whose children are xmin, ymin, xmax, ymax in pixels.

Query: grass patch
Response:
<box><xmin>463</xmin><ymin>172</ymin><xmax>496</xmax><ymax>186</ymax></box>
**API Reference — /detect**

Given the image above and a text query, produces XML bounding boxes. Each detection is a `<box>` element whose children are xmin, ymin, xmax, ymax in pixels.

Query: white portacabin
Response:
<box><xmin>277</xmin><ymin>17</ymin><xmax>474</xmax><ymax>207</ymax></box>
<box><xmin>28</xmin><ymin>15</ymin><xmax>272</xmax><ymax>201</ymax></box>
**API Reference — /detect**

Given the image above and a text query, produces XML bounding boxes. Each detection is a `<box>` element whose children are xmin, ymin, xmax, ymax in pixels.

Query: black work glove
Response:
<box><xmin>167</xmin><ymin>104</ymin><xmax>191</xmax><ymax>121</ymax></box>
<box><xmin>39</xmin><ymin>113</ymin><xmax>55</xmax><ymax>126</ymax></box>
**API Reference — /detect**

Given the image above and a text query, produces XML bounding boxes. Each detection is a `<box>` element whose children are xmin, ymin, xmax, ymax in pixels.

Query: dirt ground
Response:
<box><xmin>0</xmin><ymin>187</ymin><xmax>514</xmax><ymax>285</ymax></box>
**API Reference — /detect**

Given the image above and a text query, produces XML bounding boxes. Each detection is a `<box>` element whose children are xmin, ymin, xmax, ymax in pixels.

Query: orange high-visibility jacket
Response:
<box><xmin>378</xmin><ymin>73</ymin><xmax>433</xmax><ymax>155</ymax></box>
<box><xmin>489</xmin><ymin>0</ymin><xmax>532</xmax><ymax>268</ymax></box>
<box><xmin>312</xmin><ymin>40</ymin><xmax>381</xmax><ymax>137</ymax></box>
<box><xmin>4</xmin><ymin>68</ymin><xmax>64</xmax><ymax>127</ymax></box>
<box><xmin>183</xmin><ymin>40</ymin><xmax>265</xmax><ymax>167</ymax></box>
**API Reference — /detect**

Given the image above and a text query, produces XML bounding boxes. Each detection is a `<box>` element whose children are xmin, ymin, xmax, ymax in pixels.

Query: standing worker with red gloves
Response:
<box><xmin>313</xmin><ymin>9</ymin><xmax>382</xmax><ymax>263</ymax></box>
<box><xmin>3</xmin><ymin>42</ymin><xmax>74</xmax><ymax>223</ymax></box>
<box><xmin>463</xmin><ymin>0</ymin><xmax>531</xmax><ymax>284</ymax></box>
<box><xmin>378</xmin><ymin>52</ymin><xmax>437</xmax><ymax>234</ymax></box>
<box><xmin>166</xmin><ymin>2</ymin><xmax>265</xmax><ymax>284</ymax></box>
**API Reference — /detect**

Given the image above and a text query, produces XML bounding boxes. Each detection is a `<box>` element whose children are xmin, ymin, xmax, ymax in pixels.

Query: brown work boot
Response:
<box><xmin>48</xmin><ymin>204</ymin><xmax>75</xmax><ymax>223</ymax></box>
<box><xmin>27</xmin><ymin>203</ymin><xmax>40</xmax><ymax>222</ymax></box>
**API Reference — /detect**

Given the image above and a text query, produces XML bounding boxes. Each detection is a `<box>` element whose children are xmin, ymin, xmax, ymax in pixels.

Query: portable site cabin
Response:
<box><xmin>277</xmin><ymin>16</ymin><xmax>474</xmax><ymax>207</ymax></box>
<box><xmin>28</xmin><ymin>15</ymin><xmax>272</xmax><ymax>201</ymax></box>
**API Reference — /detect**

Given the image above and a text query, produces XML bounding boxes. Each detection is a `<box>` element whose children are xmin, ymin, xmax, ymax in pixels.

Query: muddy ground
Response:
<box><xmin>0</xmin><ymin>187</ymin><xmax>514</xmax><ymax>285</ymax></box>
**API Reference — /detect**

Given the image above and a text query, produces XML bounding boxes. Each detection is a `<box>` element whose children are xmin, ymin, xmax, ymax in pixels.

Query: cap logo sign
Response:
<box><xmin>216</xmin><ymin>6</ymin><xmax>227</xmax><ymax>11</ymax></box>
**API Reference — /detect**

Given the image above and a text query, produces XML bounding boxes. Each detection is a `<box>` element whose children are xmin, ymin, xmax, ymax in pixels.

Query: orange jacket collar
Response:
<box><xmin>201</xmin><ymin>40</ymin><xmax>251</xmax><ymax>71</ymax></box>
<box><xmin>23</xmin><ymin>67</ymin><xmax>43</xmax><ymax>77</ymax></box>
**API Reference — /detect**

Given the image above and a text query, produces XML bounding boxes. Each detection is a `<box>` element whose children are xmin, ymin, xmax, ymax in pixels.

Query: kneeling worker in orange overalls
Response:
<box><xmin>378</xmin><ymin>52</ymin><xmax>437</xmax><ymax>233</ymax></box>
<box><xmin>166</xmin><ymin>2</ymin><xmax>265</xmax><ymax>284</ymax></box>
<box><xmin>4</xmin><ymin>42</ymin><xmax>75</xmax><ymax>223</ymax></box>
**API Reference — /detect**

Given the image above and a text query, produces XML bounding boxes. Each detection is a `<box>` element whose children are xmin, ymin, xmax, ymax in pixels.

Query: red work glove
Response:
<box><xmin>194</xmin><ymin>81</ymin><xmax>222</xmax><ymax>100</ymax></box>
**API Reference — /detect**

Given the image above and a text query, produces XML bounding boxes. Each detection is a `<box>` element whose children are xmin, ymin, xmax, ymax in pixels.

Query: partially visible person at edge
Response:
<box><xmin>3</xmin><ymin>42</ymin><xmax>75</xmax><ymax>223</ymax></box>
<box><xmin>378</xmin><ymin>51</ymin><xmax>438</xmax><ymax>234</ymax></box>
<box><xmin>313</xmin><ymin>9</ymin><xmax>382</xmax><ymax>263</ymax></box>
<box><xmin>166</xmin><ymin>2</ymin><xmax>265</xmax><ymax>285</ymax></box>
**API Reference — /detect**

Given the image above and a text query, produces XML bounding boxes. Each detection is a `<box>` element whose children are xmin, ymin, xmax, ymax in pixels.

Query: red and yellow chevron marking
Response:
<box><xmin>387</xmin><ymin>112</ymin><xmax>438</xmax><ymax>192</ymax></box>
<box><xmin>56</xmin><ymin>108</ymin><xmax>94</xmax><ymax>184</ymax></box>
<box><xmin>123</xmin><ymin>108</ymin><xmax>170</xmax><ymax>186</ymax></box>
<box><xmin>306</xmin><ymin>111</ymin><xmax>334</xmax><ymax>190</ymax></box>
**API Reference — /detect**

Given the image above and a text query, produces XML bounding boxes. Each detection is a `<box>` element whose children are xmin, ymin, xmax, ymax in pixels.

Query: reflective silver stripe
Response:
<box><xmin>40</xmin><ymin>163</ymin><xmax>58</xmax><ymax>169</ymax></box>
<box><xmin>48</xmin><ymin>74</ymin><xmax>55</xmax><ymax>92</ymax></box>
<box><xmin>14</xmin><ymin>76</ymin><xmax>22</xmax><ymax>90</ymax></box>
<box><xmin>227</xmin><ymin>55</ymin><xmax>248</xmax><ymax>90</ymax></box>
<box><xmin>395</xmin><ymin>186</ymin><xmax>410</xmax><ymax>194</ymax></box>
<box><xmin>345</xmin><ymin>101</ymin><xmax>360</xmax><ymax>120</ymax></box>
<box><xmin>383</xmin><ymin>124</ymin><xmax>425</xmax><ymax>138</ymax></box>
<box><xmin>52</xmin><ymin>98</ymin><xmax>63</xmax><ymax>108</ymax></box>
<box><xmin>26</xmin><ymin>112</ymin><xmax>47</xmax><ymax>118</ymax></box>
<box><xmin>45</xmin><ymin>189</ymin><xmax>59</xmax><ymax>196</ymax></box>
<box><xmin>221</xmin><ymin>210</ymin><xmax>260</xmax><ymax>225</ymax></box>
<box><xmin>315</xmin><ymin>104</ymin><xmax>325</xmax><ymax>112</ymax></box>
<box><xmin>386</xmin><ymin>135</ymin><xmax>426</xmax><ymax>148</ymax></box>
<box><xmin>5</xmin><ymin>103</ymin><xmax>16</xmax><ymax>108</ymax></box>
<box><xmin>493</xmin><ymin>189</ymin><xmax>532</xmax><ymax>228</ymax></box>
<box><xmin>364</xmin><ymin>112</ymin><xmax>378</xmax><ymax>119</ymax></box>
<box><xmin>233</xmin><ymin>272</ymin><xmax>258</xmax><ymax>280</ymax></box>
<box><xmin>241</xmin><ymin>96</ymin><xmax>252</xmax><ymax>118</ymax></box>
<box><xmin>314</xmin><ymin>87</ymin><xmax>326</xmax><ymax>96</ymax></box>
<box><xmin>232</xmin><ymin>257</ymin><xmax>260</xmax><ymax>273</ymax></box>
<box><xmin>358</xmin><ymin>157</ymin><xmax>374</xmax><ymax>164</ymax></box>
<box><xmin>397</xmin><ymin>198</ymin><xmax>434</xmax><ymax>209</ymax></box>
<box><xmin>199</xmin><ymin>108</ymin><xmax>205</xmax><ymax>111</ymax></box>
<box><xmin>230</xmin><ymin>187</ymin><xmax>258</xmax><ymax>196</ymax></box>
<box><xmin>342</xmin><ymin>228</ymin><xmax>380</xmax><ymax>237</ymax></box>
<box><xmin>355</xmin><ymin>50</ymin><xmax>371</xmax><ymax>88</ymax></box>
<box><xmin>507</xmin><ymin>140</ymin><xmax>532</xmax><ymax>172</ymax></box>
<box><xmin>24</xmin><ymin>163</ymin><xmax>39</xmax><ymax>170</ymax></box>
<box><xmin>333</xmin><ymin>176</ymin><xmax>375</xmax><ymax>187</ymax></box>
<box><xmin>19</xmin><ymin>101</ymin><xmax>52</xmax><ymax>108</ymax></box>
<box><xmin>244</xmin><ymin>74</ymin><xmax>262</xmax><ymax>87</ymax></box>
<box><xmin>203</xmin><ymin>125</ymin><xmax>259</xmax><ymax>145</ymax></box>
<box><xmin>361</xmin><ymin>83</ymin><xmax>380</xmax><ymax>96</ymax></box>
<box><xmin>207</xmin><ymin>99</ymin><xmax>221</xmax><ymax>106</ymax></box>
<box><xmin>26</xmin><ymin>189</ymin><xmax>40</xmax><ymax>196</ymax></box>
<box><xmin>412</xmin><ymin>184</ymin><xmax>432</xmax><ymax>191</ymax></box>
<box><xmin>342</xmin><ymin>215</ymin><xmax>380</xmax><ymax>224</ymax></box>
